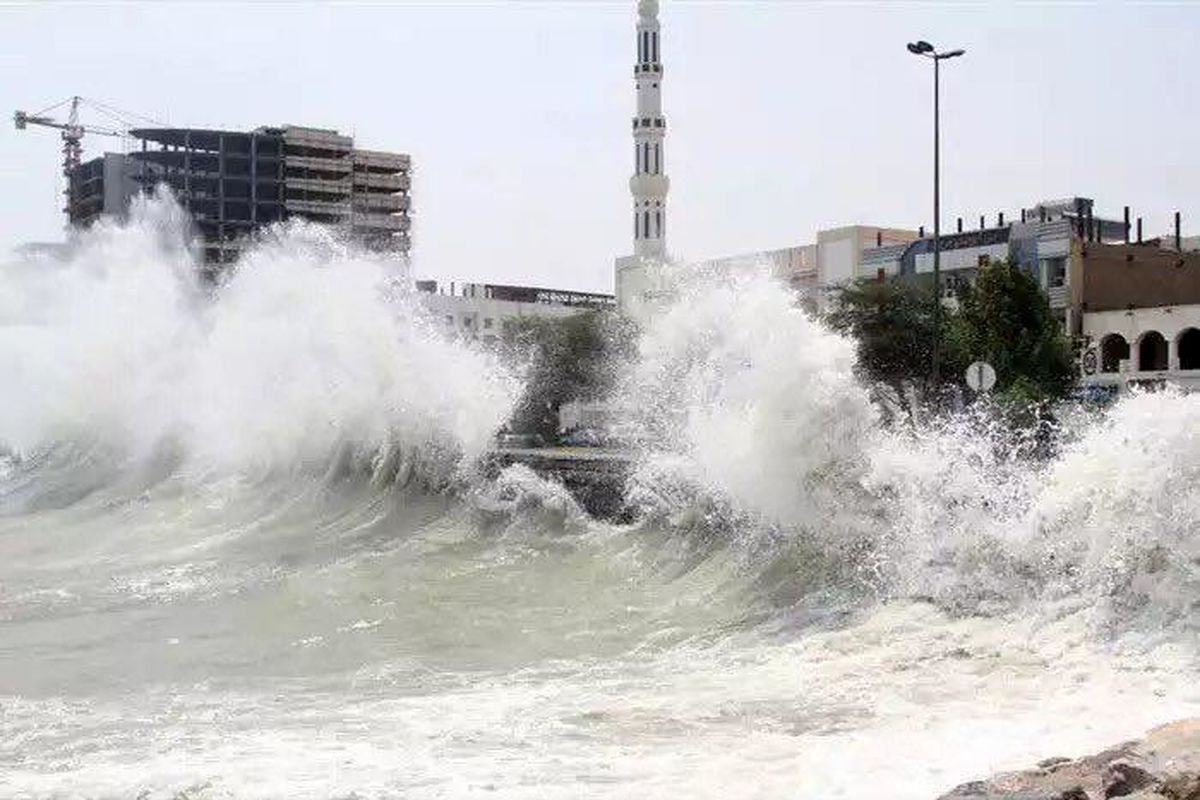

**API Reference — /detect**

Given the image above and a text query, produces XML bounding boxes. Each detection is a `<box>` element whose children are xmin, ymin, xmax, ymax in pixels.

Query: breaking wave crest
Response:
<box><xmin>0</xmin><ymin>194</ymin><xmax>520</xmax><ymax>506</ymax></box>
<box><xmin>2</xmin><ymin>207</ymin><xmax>1199</xmax><ymax>800</ymax></box>
<box><xmin>617</xmin><ymin>263</ymin><xmax>1200</xmax><ymax>640</ymax></box>
<box><xmin>3</xmin><ymin>203</ymin><xmax>1196</xmax><ymax>646</ymax></box>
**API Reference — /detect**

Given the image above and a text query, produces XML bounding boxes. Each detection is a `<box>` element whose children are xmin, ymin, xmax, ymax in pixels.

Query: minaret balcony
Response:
<box><xmin>634</xmin><ymin>64</ymin><xmax>663</xmax><ymax>75</ymax></box>
<box><xmin>632</xmin><ymin>117</ymin><xmax>667</xmax><ymax>129</ymax></box>
<box><xmin>629</xmin><ymin>174</ymin><xmax>670</xmax><ymax>196</ymax></box>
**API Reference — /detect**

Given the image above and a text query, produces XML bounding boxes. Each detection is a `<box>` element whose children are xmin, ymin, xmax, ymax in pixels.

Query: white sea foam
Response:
<box><xmin>620</xmin><ymin>260</ymin><xmax>1200</xmax><ymax>636</ymax></box>
<box><xmin>0</xmin><ymin>193</ymin><xmax>519</xmax><ymax>482</ymax></box>
<box><xmin>0</xmin><ymin>215</ymin><xmax>1197</xmax><ymax>800</ymax></box>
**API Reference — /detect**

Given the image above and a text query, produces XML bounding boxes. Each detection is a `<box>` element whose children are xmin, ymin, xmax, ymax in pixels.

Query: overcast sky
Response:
<box><xmin>2</xmin><ymin>1</ymin><xmax>1198</xmax><ymax>293</ymax></box>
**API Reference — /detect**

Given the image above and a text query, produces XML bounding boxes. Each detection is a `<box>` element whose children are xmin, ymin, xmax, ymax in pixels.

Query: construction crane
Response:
<box><xmin>13</xmin><ymin>96</ymin><xmax>161</xmax><ymax>219</ymax></box>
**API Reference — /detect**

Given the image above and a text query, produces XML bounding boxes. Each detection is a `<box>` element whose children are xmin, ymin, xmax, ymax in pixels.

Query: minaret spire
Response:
<box><xmin>631</xmin><ymin>0</ymin><xmax>669</xmax><ymax>259</ymax></box>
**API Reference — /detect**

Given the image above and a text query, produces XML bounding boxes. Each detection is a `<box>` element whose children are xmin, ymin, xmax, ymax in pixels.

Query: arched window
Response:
<box><xmin>1138</xmin><ymin>331</ymin><xmax>1168</xmax><ymax>372</ymax></box>
<box><xmin>655</xmin><ymin>211</ymin><xmax>661</xmax><ymax>238</ymax></box>
<box><xmin>652</xmin><ymin>31</ymin><xmax>659</xmax><ymax>62</ymax></box>
<box><xmin>643</xmin><ymin>211</ymin><xmax>650</xmax><ymax>240</ymax></box>
<box><xmin>643</xmin><ymin>142</ymin><xmax>650</xmax><ymax>174</ymax></box>
<box><xmin>1178</xmin><ymin>328</ymin><xmax>1200</xmax><ymax>370</ymax></box>
<box><xmin>634</xmin><ymin>212</ymin><xmax>639</xmax><ymax>240</ymax></box>
<box><xmin>653</xmin><ymin>144</ymin><xmax>659</xmax><ymax>174</ymax></box>
<box><xmin>1099</xmin><ymin>333</ymin><xmax>1129</xmax><ymax>373</ymax></box>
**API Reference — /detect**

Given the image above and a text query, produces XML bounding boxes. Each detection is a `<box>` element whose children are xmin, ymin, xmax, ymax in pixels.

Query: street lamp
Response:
<box><xmin>907</xmin><ymin>40</ymin><xmax>964</xmax><ymax>390</ymax></box>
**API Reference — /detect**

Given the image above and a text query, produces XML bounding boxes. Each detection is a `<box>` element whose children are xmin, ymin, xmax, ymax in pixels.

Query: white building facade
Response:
<box><xmin>416</xmin><ymin>281</ymin><xmax>615</xmax><ymax>345</ymax></box>
<box><xmin>1081</xmin><ymin>306</ymin><xmax>1200</xmax><ymax>393</ymax></box>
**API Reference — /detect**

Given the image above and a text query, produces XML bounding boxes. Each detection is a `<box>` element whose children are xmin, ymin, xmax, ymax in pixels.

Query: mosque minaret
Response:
<box><xmin>614</xmin><ymin>0</ymin><xmax>671</xmax><ymax>323</ymax></box>
<box><xmin>630</xmin><ymin>0</ymin><xmax>669</xmax><ymax>258</ymax></box>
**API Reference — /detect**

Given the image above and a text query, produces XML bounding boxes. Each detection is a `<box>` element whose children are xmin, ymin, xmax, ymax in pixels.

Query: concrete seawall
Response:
<box><xmin>483</xmin><ymin>447</ymin><xmax>635</xmax><ymax>521</ymax></box>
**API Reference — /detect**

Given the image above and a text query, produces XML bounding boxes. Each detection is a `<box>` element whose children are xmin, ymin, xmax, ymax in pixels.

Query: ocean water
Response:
<box><xmin>2</xmin><ymin>198</ymin><xmax>1198</xmax><ymax>799</ymax></box>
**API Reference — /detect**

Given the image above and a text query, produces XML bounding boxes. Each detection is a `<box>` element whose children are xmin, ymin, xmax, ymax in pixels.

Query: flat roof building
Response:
<box><xmin>68</xmin><ymin>124</ymin><xmax>412</xmax><ymax>266</ymax></box>
<box><xmin>417</xmin><ymin>280</ymin><xmax>616</xmax><ymax>347</ymax></box>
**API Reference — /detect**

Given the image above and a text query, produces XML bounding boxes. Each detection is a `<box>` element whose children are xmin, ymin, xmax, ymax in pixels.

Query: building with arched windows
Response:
<box><xmin>1078</xmin><ymin>243</ymin><xmax>1200</xmax><ymax>393</ymax></box>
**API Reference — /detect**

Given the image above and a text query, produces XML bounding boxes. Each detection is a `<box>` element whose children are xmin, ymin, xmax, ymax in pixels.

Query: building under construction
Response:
<box><xmin>68</xmin><ymin>124</ymin><xmax>412</xmax><ymax>263</ymax></box>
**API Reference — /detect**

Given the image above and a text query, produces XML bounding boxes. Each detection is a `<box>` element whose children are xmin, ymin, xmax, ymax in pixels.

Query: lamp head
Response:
<box><xmin>907</xmin><ymin>40</ymin><xmax>934</xmax><ymax>55</ymax></box>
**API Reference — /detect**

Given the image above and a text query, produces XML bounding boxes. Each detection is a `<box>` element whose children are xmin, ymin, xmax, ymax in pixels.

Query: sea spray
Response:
<box><xmin>1</xmin><ymin>213</ymin><xmax>1199</xmax><ymax>800</ymax></box>
<box><xmin>617</xmin><ymin>258</ymin><xmax>1200</xmax><ymax>638</ymax></box>
<box><xmin>617</xmin><ymin>264</ymin><xmax>877</xmax><ymax>529</ymax></box>
<box><xmin>0</xmin><ymin>193</ymin><xmax>520</xmax><ymax>494</ymax></box>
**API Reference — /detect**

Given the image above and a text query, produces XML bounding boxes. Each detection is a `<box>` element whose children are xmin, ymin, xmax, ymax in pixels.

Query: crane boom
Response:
<box><xmin>13</xmin><ymin>110</ymin><xmax>123</xmax><ymax>137</ymax></box>
<box><xmin>12</xmin><ymin>96</ymin><xmax>152</xmax><ymax>220</ymax></box>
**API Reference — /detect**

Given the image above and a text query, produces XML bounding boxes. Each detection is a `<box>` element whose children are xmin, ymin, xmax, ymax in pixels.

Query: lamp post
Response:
<box><xmin>907</xmin><ymin>40</ymin><xmax>964</xmax><ymax>390</ymax></box>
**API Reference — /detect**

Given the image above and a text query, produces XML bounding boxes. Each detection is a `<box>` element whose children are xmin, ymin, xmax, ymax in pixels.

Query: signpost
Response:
<box><xmin>965</xmin><ymin>360</ymin><xmax>997</xmax><ymax>393</ymax></box>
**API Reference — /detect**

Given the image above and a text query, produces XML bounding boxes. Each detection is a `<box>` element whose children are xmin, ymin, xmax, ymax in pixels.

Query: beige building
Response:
<box><xmin>1077</xmin><ymin>243</ymin><xmax>1200</xmax><ymax>392</ymax></box>
<box><xmin>695</xmin><ymin>225</ymin><xmax>919</xmax><ymax>308</ymax></box>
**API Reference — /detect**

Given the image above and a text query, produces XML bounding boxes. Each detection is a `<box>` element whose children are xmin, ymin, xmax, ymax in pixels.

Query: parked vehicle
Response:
<box><xmin>559</xmin><ymin>427</ymin><xmax>606</xmax><ymax>447</ymax></box>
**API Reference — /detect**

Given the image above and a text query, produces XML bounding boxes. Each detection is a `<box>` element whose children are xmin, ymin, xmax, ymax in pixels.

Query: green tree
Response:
<box><xmin>946</xmin><ymin>260</ymin><xmax>1076</xmax><ymax>404</ymax></box>
<box><xmin>504</xmin><ymin>311</ymin><xmax>633</xmax><ymax>440</ymax></box>
<box><xmin>826</xmin><ymin>279</ymin><xmax>955</xmax><ymax>394</ymax></box>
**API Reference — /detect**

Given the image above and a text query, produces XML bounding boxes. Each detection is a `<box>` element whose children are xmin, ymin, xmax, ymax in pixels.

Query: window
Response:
<box><xmin>643</xmin><ymin>211</ymin><xmax>650</xmax><ymax>239</ymax></box>
<box><xmin>655</xmin><ymin>211</ymin><xmax>661</xmax><ymax>238</ymax></box>
<box><xmin>483</xmin><ymin>318</ymin><xmax>493</xmax><ymax>329</ymax></box>
<box><xmin>462</xmin><ymin>317</ymin><xmax>474</xmax><ymax>328</ymax></box>
<box><xmin>653</xmin><ymin>144</ymin><xmax>659</xmax><ymax>174</ymax></box>
<box><xmin>652</xmin><ymin>31</ymin><xmax>658</xmax><ymax>62</ymax></box>
<box><xmin>1043</xmin><ymin>256</ymin><xmax>1067</xmax><ymax>288</ymax></box>
<box><xmin>445</xmin><ymin>315</ymin><xmax>453</xmax><ymax>326</ymax></box>
<box><xmin>634</xmin><ymin>212</ymin><xmax>639</xmax><ymax>239</ymax></box>
<box><xmin>643</xmin><ymin>142</ymin><xmax>650</xmax><ymax>173</ymax></box>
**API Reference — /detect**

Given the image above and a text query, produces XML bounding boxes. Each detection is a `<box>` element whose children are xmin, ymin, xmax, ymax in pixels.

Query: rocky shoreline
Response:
<box><xmin>938</xmin><ymin>719</ymin><xmax>1199</xmax><ymax>799</ymax></box>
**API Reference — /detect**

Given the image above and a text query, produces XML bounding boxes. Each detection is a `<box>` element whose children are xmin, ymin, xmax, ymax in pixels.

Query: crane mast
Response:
<box><xmin>13</xmin><ymin>96</ymin><xmax>157</xmax><ymax>219</ymax></box>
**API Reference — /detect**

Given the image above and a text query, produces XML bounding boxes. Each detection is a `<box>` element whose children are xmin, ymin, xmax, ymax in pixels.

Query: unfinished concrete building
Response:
<box><xmin>68</xmin><ymin>124</ymin><xmax>412</xmax><ymax>264</ymax></box>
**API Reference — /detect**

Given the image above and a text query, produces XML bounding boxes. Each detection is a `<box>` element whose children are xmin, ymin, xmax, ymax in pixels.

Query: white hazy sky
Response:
<box><xmin>2</xmin><ymin>1</ymin><xmax>1198</xmax><ymax>293</ymax></box>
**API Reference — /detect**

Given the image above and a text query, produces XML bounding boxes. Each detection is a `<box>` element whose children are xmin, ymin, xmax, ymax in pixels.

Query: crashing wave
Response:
<box><xmin>0</xmin><ymin>193</ymin><xmax>520</xmax><ymax>500</ymax></box>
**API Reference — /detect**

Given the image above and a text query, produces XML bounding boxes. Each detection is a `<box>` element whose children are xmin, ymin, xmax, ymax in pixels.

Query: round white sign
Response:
<box><xmin>965</xmin><ymin>361</ymin><xmax>997</xmax><ymax>393</ymax></box>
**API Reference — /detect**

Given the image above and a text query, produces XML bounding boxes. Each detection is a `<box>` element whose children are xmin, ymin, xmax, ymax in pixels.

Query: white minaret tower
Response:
<box><xmin>630</xmin><ymin>0</ymin><xmax>669</xmax><ymax>259</ymax></box>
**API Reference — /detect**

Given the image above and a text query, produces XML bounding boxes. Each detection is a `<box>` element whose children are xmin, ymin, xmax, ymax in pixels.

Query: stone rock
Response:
<box><xmin>1105</xmin><ymin>762</ymin><xmax>1159</xmax><ymax>797</ymax></box>
<box><xmin>1158</xmin><ymin>773</ymin><xmax>1200</xmax><ymax>800</ymax></box>
<box><xmin>937</xmin><ymin>719</ymin><xmax>1200</xmax><ymax>800</ymax></box>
